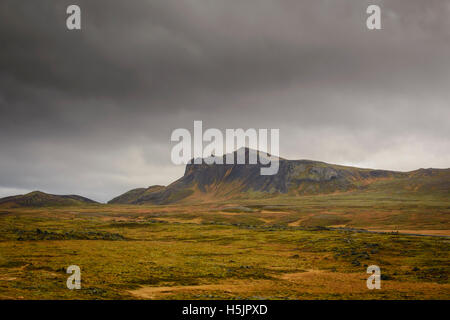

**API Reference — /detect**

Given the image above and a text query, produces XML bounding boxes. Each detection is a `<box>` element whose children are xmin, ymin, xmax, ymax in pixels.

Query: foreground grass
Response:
<box><xmin>0</xmin><ymin>202</ymin><xmax>449</xmax><ymax>299</ymax></box>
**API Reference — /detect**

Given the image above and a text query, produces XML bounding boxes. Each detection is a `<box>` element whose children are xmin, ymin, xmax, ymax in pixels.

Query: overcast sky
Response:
<box><xmin>1</xmin><ymin>0</ymin><xmax>449</xmax><ymax>202</ymax></box>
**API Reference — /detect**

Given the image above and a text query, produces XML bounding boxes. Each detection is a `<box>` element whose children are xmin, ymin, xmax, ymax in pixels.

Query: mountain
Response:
<box><xmin>108</xmin><ymin>186</ymin><xmax>164</xmax><ymax>204</ymax></box>
<box><xmin>109</xmin><ymin>148</ymin><xmax>450</xmax><ymax>205</ymax></box>
<box><xmin>0</xmin><ymin>191</ymin><xmax>98</xmax><ymax>208</ymax></box>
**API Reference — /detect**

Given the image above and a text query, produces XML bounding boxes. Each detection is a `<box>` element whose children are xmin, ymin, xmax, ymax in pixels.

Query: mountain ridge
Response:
<box><xmin>108</xmin><ymin>148</ymin><xmax>450</xmax><ymax>205</ymax></box>
<box><xmin>0</xmin><ymin>191</ymin><xmax>98</xmax><ymax>208</ymax></box>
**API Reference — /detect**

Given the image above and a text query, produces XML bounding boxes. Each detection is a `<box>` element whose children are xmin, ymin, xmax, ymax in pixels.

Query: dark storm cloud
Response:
<box><xmin>1</xmin><ymin>0</ymin><xmax>449</xmax><ymax>201</ymax></box>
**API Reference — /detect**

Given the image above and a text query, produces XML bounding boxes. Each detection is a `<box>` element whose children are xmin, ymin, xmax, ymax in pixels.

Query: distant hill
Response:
<box><xmin>109</xmin><ymin>148</ymin><xmax>450</xmax><ymax>205</ymax></box>
<box><xmin>0</xmin><ymin>191</ymin><xmax>98</xmax><ymax>208</ymax></box>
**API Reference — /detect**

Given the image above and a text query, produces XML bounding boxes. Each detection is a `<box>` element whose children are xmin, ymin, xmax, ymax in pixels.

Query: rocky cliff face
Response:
<box><xmin>108</xmin><ymin>148</ymin><xmax>409</xmax><ymax>205</ymax></box>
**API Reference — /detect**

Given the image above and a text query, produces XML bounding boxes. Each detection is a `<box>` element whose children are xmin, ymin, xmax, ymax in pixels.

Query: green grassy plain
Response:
<box><xmin>0</xmin><ymin>189</ymin><xmax>449</xmax><ymax>299</ymax></box>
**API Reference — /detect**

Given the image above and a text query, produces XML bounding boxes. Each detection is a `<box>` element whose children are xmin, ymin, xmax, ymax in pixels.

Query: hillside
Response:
<box><xmin>108</xmin><ymin>186</ymin><xmax>165</xmax><ymax>204</ymax></box>
<box><xmin>109</xmin><ymin>148</ymin><xmax>450</xmax><ymax>205</ymax></box>
<box><xmin>0</xmin><ymin>191</ymin><xmax>98</xmax><ymax>208</ymax></box>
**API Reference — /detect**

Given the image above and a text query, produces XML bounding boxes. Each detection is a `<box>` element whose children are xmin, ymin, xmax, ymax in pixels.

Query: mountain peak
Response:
<box><xmin>191</xmin><ymin>147</ymin><xmax>283</xmax><ymax>165</ymax></box>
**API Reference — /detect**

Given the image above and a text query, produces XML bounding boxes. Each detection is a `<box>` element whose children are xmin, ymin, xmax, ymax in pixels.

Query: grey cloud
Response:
<box><xmin>0</xmin><ymin>0</ymin><xmax>449</xmax><ymax>201</ymax></box>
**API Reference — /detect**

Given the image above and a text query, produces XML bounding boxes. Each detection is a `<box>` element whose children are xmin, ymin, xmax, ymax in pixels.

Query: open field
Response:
<box><xmin>0</xmin><ymin>190</ymin><xmax>449</xmax><ymax>300</ymax></box>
